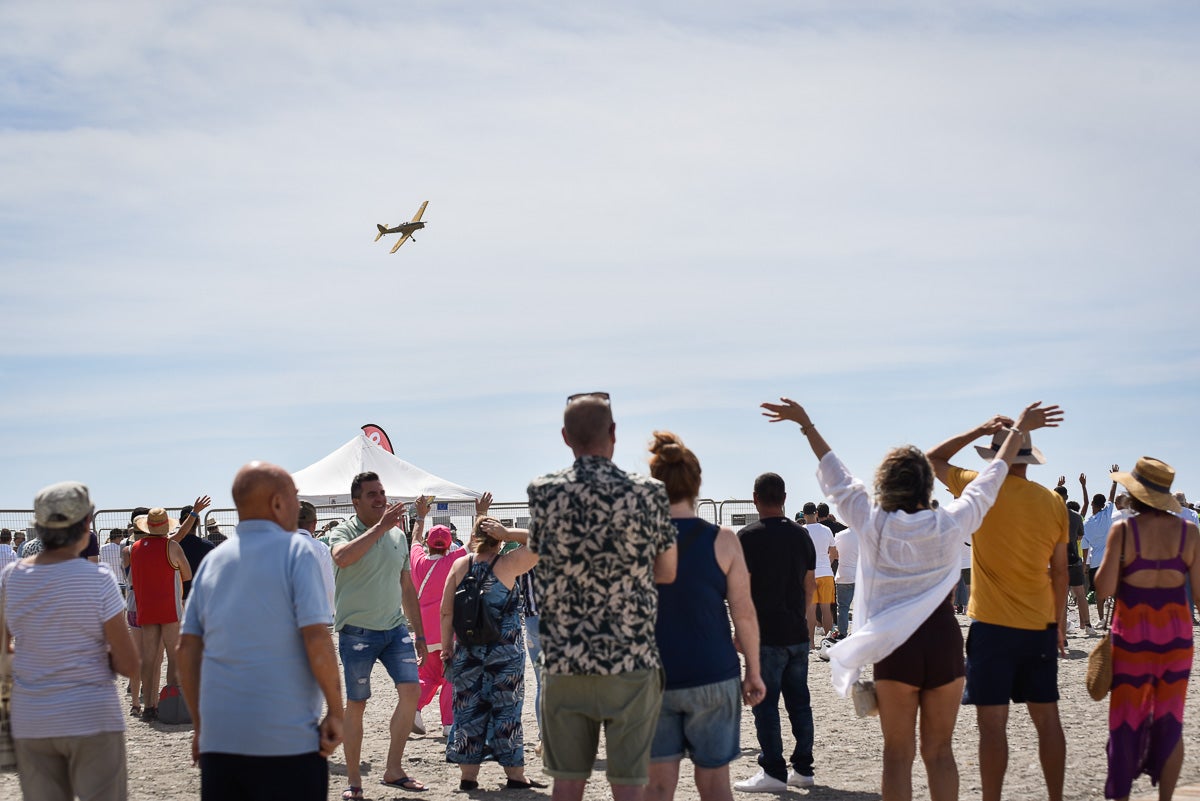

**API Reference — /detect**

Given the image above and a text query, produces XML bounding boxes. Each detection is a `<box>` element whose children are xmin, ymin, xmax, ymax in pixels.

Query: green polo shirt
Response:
<box><xmin>327</xmin><ymin>514</ymin><xmax>411</xmax><ymax>632</ymax></box>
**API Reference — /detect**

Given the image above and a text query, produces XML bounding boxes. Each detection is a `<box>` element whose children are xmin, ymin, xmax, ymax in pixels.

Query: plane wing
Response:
<box><xmin>410</xmin><ymin>201</ymin><xmax>428</xmax><ymax>223</ymax></box>
<box><xmin>390</xmin><ymin>232</ymin><xmax>412</xmax><ymax>254</ymax></box>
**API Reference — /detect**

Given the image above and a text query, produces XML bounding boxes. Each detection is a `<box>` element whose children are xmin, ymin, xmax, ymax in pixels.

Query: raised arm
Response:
<box><xmin>409</xmin><ymin>495</ymin><xmax>432</xmax><ymax>547</ymax></box>
<box><xmin>760</xmin><ymin>398</ymin><xmax>831</xmax><ymax>461</ymax></box>
<box><xmin>1109</xmin><ymin>464</ymin><xmax>1119</xmax><ymax>503</ymax></box>
<box><xmin>926</xmin><ymin>416</ymin><xmax>1013</xmax><ymax>484</ymax></box>
<box><xmin>478</xmin><ymin>519</ymin><xmax>539</xmax><ymax>581</ymax></box>
<box><xmin>474</xmin><ymin>491</ymin><xmax>493</xmax><ymax>524</ymax></box>
<box><xmin>172</xmin><ymin>495</ymin><xmax>211</xmax><ymax>542</ymax></box>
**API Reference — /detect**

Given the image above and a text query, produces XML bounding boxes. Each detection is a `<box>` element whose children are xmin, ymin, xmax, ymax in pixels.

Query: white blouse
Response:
<box><xmin>819</xmin><ymin>451</ymin><xmax>1008</xmax><ymax>696</ymax></box>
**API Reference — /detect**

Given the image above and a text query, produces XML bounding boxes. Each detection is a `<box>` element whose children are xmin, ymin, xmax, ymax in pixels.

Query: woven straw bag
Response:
<box><xmin>1086</xmin><ymin>633</ymin><xmax>1112</xmax><ymax>701</ymax></box>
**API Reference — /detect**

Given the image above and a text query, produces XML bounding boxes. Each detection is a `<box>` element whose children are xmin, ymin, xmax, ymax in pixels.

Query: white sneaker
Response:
<box><xmin>1085</xmin><ymin>626</ymin><xmax>1101</xmax><ymax>638</ymax></box>
<box><xmin>411</xmin><ymin>710</ymin><xmax>426</xmax><ymax>735</ymax></box>
<box><xmin>734</xmin><ymin>769</ymin><xmax>788</xmax><ymax>793</ymax></box>
<box><xmin>814</xmin><ymin>626</ymin><xmax>825</xmax><ymax>638</ymax></box>
<box><xmin>788</xmin><ymin>770</ymin><xmax>815</xmax><ymax>788</ymax></box>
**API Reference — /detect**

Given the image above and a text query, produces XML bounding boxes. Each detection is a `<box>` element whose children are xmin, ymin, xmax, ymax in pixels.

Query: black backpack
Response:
<box><xmin>453</xmin><ymin>557</ymin><xmax>504</xmax><ymax>646</ymax></box>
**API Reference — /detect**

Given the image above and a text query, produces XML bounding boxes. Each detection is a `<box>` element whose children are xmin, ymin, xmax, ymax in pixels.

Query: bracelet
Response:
<box><xmin>189</xmin><ymin>511</ymin><xmax>199</xmax><ymax>519</ymax></box>
<box><xmin>416</xmin><ymin>517</ymin><xmax>426</xmax><ymax>522</ymax></box>
<box><xmin>1008</xmin><ymin>426</ymin><xmax>1024</xmax><ymax>438</ymax></box>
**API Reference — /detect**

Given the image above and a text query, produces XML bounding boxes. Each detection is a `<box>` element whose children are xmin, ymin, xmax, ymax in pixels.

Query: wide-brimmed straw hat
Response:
<box><xmin>134</xmin><ymin>507</ymin><xmax>179</xmax><ymax>536</ymax></box>
<box><xmin>1111</xmin><ymin>458</ymin><xmax>1181</xmax><ymax>514</ymax></box>
<box><xmin>975</xmin><ymin>430</ymin><xmax>1046</xmax><ymax>465</ymax></box>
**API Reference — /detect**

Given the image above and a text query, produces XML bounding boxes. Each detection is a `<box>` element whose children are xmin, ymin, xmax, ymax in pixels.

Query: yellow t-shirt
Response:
<box><xmin>947</xmin><ymin>466</ymin><xmax>1068</xmax><ymax>630</ymax></box>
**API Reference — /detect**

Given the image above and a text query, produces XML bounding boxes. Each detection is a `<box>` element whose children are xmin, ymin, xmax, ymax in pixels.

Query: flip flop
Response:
<box><xmin>342</xmin><ymin>787</ymin><xmax>364</xmax><ymax>800</ymax></box>
<box><xmin>381</xmin><ymin>776</ymin><xmax>429</xmax><ymax>792</ymax></box>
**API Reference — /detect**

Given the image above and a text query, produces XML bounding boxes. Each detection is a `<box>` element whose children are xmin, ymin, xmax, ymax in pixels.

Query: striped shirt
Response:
<box><xmin>0</xmin><ymin>545</ymin><xmax>16</xmax><ymax>570</ymax></box>
<box><xmin>99</xmin><ymin>542</ymin><xmax>125</xmax><ymax>584</ymax></box>
<box><xmin>1</xmin><ymin>560</ymin><xmax>126</xmax><ymax>738</ymax></box>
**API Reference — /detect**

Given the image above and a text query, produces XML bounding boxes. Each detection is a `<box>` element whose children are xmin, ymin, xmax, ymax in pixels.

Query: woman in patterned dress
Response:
<box><xmin>440</xmin><ymin>517</ymin><xmax>547</xmax><ymax>791</ymax></box>
<box><xmin>1094</xmin><ymin>458</ymin><xmax>1199</xmax><ymax>801</ymax></box>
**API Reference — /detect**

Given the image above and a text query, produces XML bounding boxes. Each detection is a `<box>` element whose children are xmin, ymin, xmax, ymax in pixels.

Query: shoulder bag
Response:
<box><xmin>1086</xmin><ymin>523</ymin><xmax>1126</xmax><ymax>701</ymax></box>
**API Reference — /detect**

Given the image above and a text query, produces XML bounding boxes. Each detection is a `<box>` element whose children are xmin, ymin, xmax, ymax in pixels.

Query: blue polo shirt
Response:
<box><xmin>182</xmin><ymin>519</ymin><xmax>331</xmax><ymax>756</ymax></box>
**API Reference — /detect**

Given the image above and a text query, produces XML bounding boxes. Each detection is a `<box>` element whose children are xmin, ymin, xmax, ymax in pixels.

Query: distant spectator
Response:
<box><xmin>2</xmin><ymin>481</ymin><xmax>139</xmax><ymax>801</ymax></box>
<box><xmin>799</xmin><ymin>502</ymin><xmax>836</xmax><ymax>641</ymax></box>
<box><xmin>130</xmin><ymin>508</ymin><xmax>193</xmax><ymax>721</ymax></box>
<box><xmin>12</xmin><ymin>530</ymin><xmax>26</xmax><ymax>554</ymax></box>
<box><xmin>100</xmin><ymin>529</ymin><xmax>127</xmax><ymax>595</ymax></box>
<box><xmin>0</xmin><ymin>528</ymin><xmax>16</xmax><ymax>569</ymax></box>
<box><xmin>296</xmin><ymin>500</ymin><xmax>335</xmax><ymax>617</ymax></box>
<box><xmin>204</xmin><ymin>519</ymin><xmax>228</xmax><ymax>546</ymax></box>
<box><xmin>172</xmin><ymin>497</ymin><xmax>214</xmax><ymax>599</ymax></box>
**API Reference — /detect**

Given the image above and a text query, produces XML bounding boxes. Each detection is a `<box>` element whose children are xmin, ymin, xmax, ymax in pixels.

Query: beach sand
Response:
<box><xmin>4</xmin><ymin>619</ymin><xmax>1198</xmax><ymax>800</ymax></box>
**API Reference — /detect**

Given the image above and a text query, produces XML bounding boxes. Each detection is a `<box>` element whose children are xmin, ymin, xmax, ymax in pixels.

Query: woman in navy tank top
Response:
<box><xmin>646</xmin><ymin>431</ymin><xmax>766</xmax><ymax>801</ymax></box>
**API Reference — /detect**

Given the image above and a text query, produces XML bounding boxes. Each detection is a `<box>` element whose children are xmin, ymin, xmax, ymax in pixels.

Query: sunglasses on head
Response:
<box><xmin>566</xmin><ymin>391</ymin><xmax>611</xmax><ymax>404</ymax></box>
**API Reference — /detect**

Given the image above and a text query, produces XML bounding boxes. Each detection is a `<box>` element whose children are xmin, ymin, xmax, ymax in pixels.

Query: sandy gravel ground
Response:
<box><xmin>4</xmin><ymin>618</ymin><xmax>1198</xmax><ymax>800</ymax></box>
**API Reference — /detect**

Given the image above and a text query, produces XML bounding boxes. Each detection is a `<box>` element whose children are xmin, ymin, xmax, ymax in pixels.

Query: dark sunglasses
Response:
<box><xmin>566</xmin><ymin>391</ymin><xmax>611</xmax><ymax>403</ymax></box>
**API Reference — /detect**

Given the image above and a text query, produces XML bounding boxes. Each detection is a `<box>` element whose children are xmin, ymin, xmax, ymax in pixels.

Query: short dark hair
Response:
<box><xmin>1092</xmin><ymin>494</ymin><xmax>1107</xmax><ymax>509</ymax></box>
<box><xmin>816</xmin><ymin>502</ymin><xmax>830</xmax><ymax>518</ymax></box>
<box><xmin>109</xmin><ymin>528</ymin><xmax>125</xmax><ymax>541</ymax></box>
<box><xmin>1053</xmin><ymin>486</ymin><xmax>1068</xmax><ymax>500</ymax></box>
<box><xmin>351</xmin><ymin>471</ymin><xmax>381</xmax><ymax>500</ymax></box>
<box><xmin>1067</xmin><ymin>501</ymin><xmax>1080</xmax><ymax>513</ymax></box>
<box><xmin>35</xmin><ymin>517</ymin><xmax>90</xmax><ymax>551</ymax></box>
<box><xmin>130</xmin><ymin>507</ymin><xmax>150</xmax><ymax>523</ymax></box>
<box><xmin>753</xmin><ymin>473</ymin><xmax>786</xmax><ymax>507</ymax></box>
<box><xmin>0</xmin><ymin>529</ymin><xmax>9</xmax><ymax>544</ymax></box>
<box><xmin>802</xmin><ymin>502</ymin><xmax>818</xmax><ymax>516</ymax></box>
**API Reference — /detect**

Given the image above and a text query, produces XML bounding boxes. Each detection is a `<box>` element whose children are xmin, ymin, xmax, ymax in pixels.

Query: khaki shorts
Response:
<box><xmin>814</xmin><ymin>576</ymin><xmax>835</xmax><ymax>605</ymax></box>
<box><xmin>540</xmin><ymin>668</ymin><xmax>663</xmax><ymax>784</ymax></box>
<box><xmin>16</xmin><ymin>731</ymin><xmax>127</xmax><ymax>801</ymax></box>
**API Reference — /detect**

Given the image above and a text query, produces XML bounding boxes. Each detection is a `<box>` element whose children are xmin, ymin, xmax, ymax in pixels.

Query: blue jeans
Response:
<box><xmin>524</xmin><ymin>615</ymin><xmax>543</xmax><ymax>734</ymax></box>
<box><xmin>752</xmin><ymin>643</ymin><xmax>814</xmax><ymax>781</ymax></box>
<box><xmin>835</xmin><ymin>583</ymin><xmax>855</xmax><ymax>637</ymax></box>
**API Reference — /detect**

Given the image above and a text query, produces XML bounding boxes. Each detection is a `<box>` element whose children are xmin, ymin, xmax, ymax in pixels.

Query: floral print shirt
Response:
<box><xmin>527</xmin><ymin>456</ymin><xmax>677</xmax><ymax>675</ymax></box>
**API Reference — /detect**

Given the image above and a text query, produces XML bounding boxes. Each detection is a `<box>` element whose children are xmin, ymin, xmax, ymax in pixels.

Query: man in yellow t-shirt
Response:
<box><xmin>928</xmin><ymin>416</ymin><xmax>1069</xmax><ymax>801</ymax></box>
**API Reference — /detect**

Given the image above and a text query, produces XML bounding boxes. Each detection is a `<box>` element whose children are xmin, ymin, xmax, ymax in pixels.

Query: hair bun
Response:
<box><xmin>649</xmin><ymin>431</ymin><xmax>686</xmax><ymax>463</ymax></box>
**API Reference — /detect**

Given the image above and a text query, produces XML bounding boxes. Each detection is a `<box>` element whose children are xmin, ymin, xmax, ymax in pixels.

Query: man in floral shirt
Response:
<box><xmin>527</xmin><ymin>392</ymin><xmax>677</xmax><ymax>801</ymax></box>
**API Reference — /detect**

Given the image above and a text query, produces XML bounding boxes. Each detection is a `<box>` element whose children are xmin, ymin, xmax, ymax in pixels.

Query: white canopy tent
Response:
<box><xmin>292</xmin><ymin>434</ymin><xmax>481</xmax><ymax>505</ymax></box>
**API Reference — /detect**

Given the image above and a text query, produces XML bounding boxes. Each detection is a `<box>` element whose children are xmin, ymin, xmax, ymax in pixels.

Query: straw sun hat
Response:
<box><xmin>134</xmin><ymin>507</ymin><xmax>179</xmax><ymax>536</ymax></box>
<box><xmin>1111</xmin><ymin>457</ymin><xmax>1182</xmax><ymax>514</ymax></box>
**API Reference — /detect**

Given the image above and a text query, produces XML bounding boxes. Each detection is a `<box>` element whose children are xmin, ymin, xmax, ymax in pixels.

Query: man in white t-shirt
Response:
<box><xmin>297</xmin><ymin>501</ymin><xmax>335</xmax><ymax>616</ymax></box>
<box><xmin>99</xmin><ymin>529</ymin><xmax>127</xmax><ymax>595</ymax></box>
<box><xmin>800</xmin><ymin>502</ymin><xmax>835</xmax><ymax>642</ymax></box>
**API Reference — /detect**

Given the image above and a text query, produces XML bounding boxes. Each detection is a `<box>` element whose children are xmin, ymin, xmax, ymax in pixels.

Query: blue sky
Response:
<box><xmin>2</xmin><ymin>1</ymin><xmax>1197</xmax><ymax>515</ymax></box>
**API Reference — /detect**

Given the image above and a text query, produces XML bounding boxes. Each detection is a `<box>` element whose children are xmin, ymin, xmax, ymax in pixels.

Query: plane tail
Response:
<box><xmin>374</xmin><ymin>224</ymin><xmax>387</xmax><ymax>242</ymax></box>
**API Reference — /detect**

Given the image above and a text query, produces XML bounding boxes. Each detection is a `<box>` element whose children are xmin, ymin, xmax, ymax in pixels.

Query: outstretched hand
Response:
<box><xmin>379</xmin><ymin>501</ymin><xmax>406</xmax><ymax>531</ymax></box>
<box><xmin>760</xmin><ymin>398</ymin><xmax>812</xmax><ymax>428</ymax></box>
<box><xmin>977</xmin><ymin>415</ymin><xmax>1014</xmax><ymax>437</ymax></box>
<box><xmin>1013</xmin><ymin>401</ymin><xmax>1064</xmax><ymax>432</ymax></box>
<box><xmin>475</xmin><ymin>491</ymin><xmax>493</xmax><ymax>516</ymax></box>
<box><xmin>415</xmin><ymin>495</ymin><xmax>432</xmax><ymax>518</ymax></box>
<box><xmin>192</xmin><ymin>495</ymin><xmax>212</xmax><ymax>515</ymax></box>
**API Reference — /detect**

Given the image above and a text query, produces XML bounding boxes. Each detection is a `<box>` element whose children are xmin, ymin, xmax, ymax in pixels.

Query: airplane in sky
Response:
<box><xmin>374</xmin><ymin>201</ymin><xmax>429</xmax><ymax>253</ymax></box>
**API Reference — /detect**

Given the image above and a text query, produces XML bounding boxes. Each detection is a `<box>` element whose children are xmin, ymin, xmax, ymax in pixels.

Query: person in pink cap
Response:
<box><xmin>409</xmin><ymin>495</ymin><xmax>476</xmax><ymax>735</ymax></box>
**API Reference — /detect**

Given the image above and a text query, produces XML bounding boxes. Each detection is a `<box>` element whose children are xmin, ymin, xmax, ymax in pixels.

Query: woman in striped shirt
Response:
<box><xmin>1</xmin><ymin>481</ymin><xmax>139</xmax><ymax>801</ymax></box>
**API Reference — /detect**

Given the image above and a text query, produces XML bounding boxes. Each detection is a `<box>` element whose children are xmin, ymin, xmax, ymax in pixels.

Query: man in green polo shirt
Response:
<box><xmin>328</xmin><ymin>471</ymin><xmax>429</xmax><ymax>796</ymax></box>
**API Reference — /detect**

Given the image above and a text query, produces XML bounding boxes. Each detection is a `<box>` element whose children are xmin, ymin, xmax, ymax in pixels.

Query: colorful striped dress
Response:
<box><xmin>1106</xmin><ymin>518</ymin><xmax>1193</xmax><ymax>799</ymax></box>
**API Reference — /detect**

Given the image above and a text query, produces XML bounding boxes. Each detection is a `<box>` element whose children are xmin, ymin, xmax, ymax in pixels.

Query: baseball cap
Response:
<box><xmin>427</xmin><ymin>525</ymin><xmax>453</xmax><ymax>550</ymax></box>
<box><xmin>34</xmin><ymin>481</ymin><xmax>93</xmax><ymax>529</ymax></box>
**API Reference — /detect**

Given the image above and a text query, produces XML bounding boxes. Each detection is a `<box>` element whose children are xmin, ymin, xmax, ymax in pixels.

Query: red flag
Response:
<box><xmin>360</xmin><ymin>424</ymin><xmax>395</xmax><ymax>454</ymax></box>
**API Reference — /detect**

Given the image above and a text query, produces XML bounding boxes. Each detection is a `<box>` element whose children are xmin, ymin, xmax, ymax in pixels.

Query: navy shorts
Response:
<box><xmin>962</xmin><ymin>621</ymin><xmax>1059</xmax><ymax>706</ymax></box>
<box><xmin>338</xmin><ymin>624</ymin><xmax>420</xmax><ymax>701</ymax></box>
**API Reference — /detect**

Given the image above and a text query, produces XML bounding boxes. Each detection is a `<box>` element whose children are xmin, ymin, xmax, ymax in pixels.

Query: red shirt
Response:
<box><xmin>130</xmin><ymin>537</ymin><xmax>182</xmax><ymax>625</ymax></box>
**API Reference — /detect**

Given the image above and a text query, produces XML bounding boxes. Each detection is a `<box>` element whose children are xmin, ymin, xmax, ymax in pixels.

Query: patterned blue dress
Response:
<box><xmin>447</xmin><ymin>555</ymin><xmax>525</xmax><ymax>766</ymax></box>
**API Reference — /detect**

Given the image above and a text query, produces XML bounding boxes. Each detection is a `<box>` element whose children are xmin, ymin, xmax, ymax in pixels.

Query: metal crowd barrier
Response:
<box><xmin>717</xmin><ymin>499</ymin><xmax>760</xmax><ymax>533</ymax></box>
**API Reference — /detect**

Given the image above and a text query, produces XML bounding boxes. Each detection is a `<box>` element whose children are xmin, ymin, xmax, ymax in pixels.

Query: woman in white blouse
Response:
<box><xmin>761</xmin><ymin>398</ymin><xmax>1061</xmax><ymax>801</ymax></box>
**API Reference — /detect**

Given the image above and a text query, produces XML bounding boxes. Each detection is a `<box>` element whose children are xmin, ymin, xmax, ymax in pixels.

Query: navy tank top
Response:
<box><xmin>655</xmin><ymin>518</ymin><xmax>741</xmax><ymax>690</ymax></box>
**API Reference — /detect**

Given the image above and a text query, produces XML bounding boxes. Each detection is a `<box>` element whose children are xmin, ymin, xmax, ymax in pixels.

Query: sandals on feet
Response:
<box><xmin>381</xmin><ymin>776</ymin><xmax>429</xmax><ymax>792</ymax></box>
<box><xmin>505</xmin><ymin>778</ymin><xmax>548</xmax><ymax>789</ymax></box>
<box><xmin>342</xmin><ymin>787</ymin><xmax>364</xmax><ymax>801</ymax></box>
